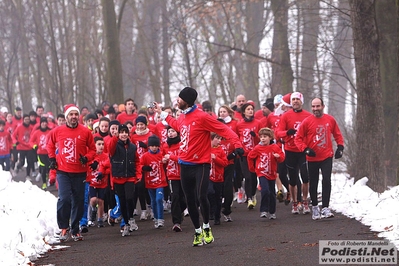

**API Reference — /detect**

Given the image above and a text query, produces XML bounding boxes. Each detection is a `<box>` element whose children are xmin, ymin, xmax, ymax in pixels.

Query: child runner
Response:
<box><xmin>247</xmin><ymin>128</ymin><xmax>285</xmax><ymax>219</ymax></box>
<box><xmin>87</xmin><ymin>137</ymin><xmax>110</xmax><ymax>228</ymax></box>
<box><xmin>163</xmin><ymin>127</ymin><xmax>186</xmax><ymax>232</ymax></box>
<box><xmin>108</xmin><ymin>124</ymin><xmax>141</xmax><ymax>236</ymax></box>
<box><xmin>29</xmin><ymin>117</ymin><xmax>52</xmax><ymax>189</ymax></box>
<box><xmin>208</xmin><ymin>133</ymin><xmax>228</xmax><ymax>225</ymax></box>
<box><xmin>141</xmin><ymin>135</ymin><xmax>168</xmax><ymax>228</ymax></box>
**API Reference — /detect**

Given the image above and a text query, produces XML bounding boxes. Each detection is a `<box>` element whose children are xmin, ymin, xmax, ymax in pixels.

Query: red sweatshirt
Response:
<box><xmin>275</xmin><ymin>109</ymin><xmax>312</xmax><ymax>152</ymax></box>
<box><xmin>140</xmin><ymin>150</ymin><xmax>168</xmax><ymax>189</ymax></box>
<box><xmin>117</xmin><ymin>112</ymin><xmax>138</xmax><ymax>125</ymax></box>
<box><xmin>210</xmin><ymin>145</ymin><xmax>228</xmax><ymax>183</ymax></box>
<box><xmin>30</xmin><ymin>128</ymin><xmax>52</xmax><ymax>155</ymax></box>
<box><xmin>12</xmin><ymin>123</ymin><xmax>33</xmax><ymax>150</ymax></box>
<box><xmin>162</xmin><ymin>142</ymin><xmax>180</xmax><ymax>181</ymax></box>
<box><xmin>247</xmin><ymin>143</ymin><xmax>285</xmax><ymax>180</ymax></box>
<box><xmin>0</xmin><ymin>130</ymin><xmax>12</xmax><ymax>157</ymax></box>
<box><xmin>165</xmin><ymin>106</ymin><xmax>242</xmax><ymax>164</ymax></box>
<box><xmin>294</xmin><ymin>114</ymin><xmax>344</xmax><ymax>162</ymax></box>
<box><xmin>47</xmin><ymin>124</ymin><xmax>96</xmax><ymax>173</ymax></box>
<box><xmin>87</xmin><ymin>152</ymin><xmax>110</xmax><ymax>189</ymax></box>
<box><xmin>236</xmin><ymin>118</ymin><xmax>262</xmax><ymax>156</ymax></box>
<box><xmin>130</xmin><ymin>129</ymin><xmax>153</xmax><ymax>159</ymax></box>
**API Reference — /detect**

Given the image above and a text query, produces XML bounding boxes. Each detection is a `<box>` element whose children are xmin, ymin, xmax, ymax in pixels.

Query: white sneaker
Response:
<box><xmin>183</xmin><ymin>208</ymin><xmax>189</xmax><ymax>217</ymax></box>
<box><xmin>35</xmin><ymin>173</ymin><xmax>41</xmax><ymax>182</ymax></box>
<box><xmin>140</xmin><ymin>210</ymin><xmax>148</xmax><ymax>220</ymax></box>
<box><xmin>155</xmin><ymin>219</ymin><xmax>164</xmax><ymax>228</ymax></box>
<box><xmin>122</xmin><ymin>225</ymin><xmax>130</xmax><ymax>236</ymax></box>
<box><xmin>312</xmin><ymin>206</ymin><xmax>321</xmax><ymax>220</ymax></box>
<box><xmin>269</xmin><ymin>213</ymin><xmax>276</xmax><ymax>220</ymax></box>
<box><xmin>128</xmin><ymin>218</ymin><xmax>139</xmax><ymax>232</ymax></box>
<box><xmin>260</xmin><ymin>212</ymin><xmax>268</xmax><ymax>218</ymax></box>
<box><xmin>321</xmin><ymin>207</ymin><xmax>334</xmax><ymax>219</ymax></box>
<box><xmin>223</xmin><ymin>214</ymin><xmax>232</xmax><ymax>222</ymax></box>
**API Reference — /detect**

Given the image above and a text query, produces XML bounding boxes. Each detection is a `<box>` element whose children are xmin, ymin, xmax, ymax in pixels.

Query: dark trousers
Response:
<box><xmin>208</xmin><ymin>181</ymin><xmax>223</xmax><ymax>221</ymax></box>
<box><xmin>38</xmin><ymin>154</ymin><xmax>49</xmax><ymax>184</ymax></box>
<box><xmin>170</xmin><ymin>180</ymin><xmax>187</xmax><ymax>224</ymax></box>
<box><xmin>133</xmin><ymin>179</ymin><xmax>147</xmax><ymax>211</ymax></box>
<box><xmin>180</xmin><ymin>163</ymin><xmax>211</xmax><ymax>229</ymax></box>
<box><xmin>222</xmin><ymin>164</ymin><xmax>234</xmax><ymax>215</ymax></box>
<box><xmin>56</xmin><ymin>171</ymin><xmax>86</xmax><ymax>235</ymax></box>
<box><xmin>114</xmin><ymin>182</ymin><xmax>135</xmax><ymax>225</ymax></box>
<box><xmin>17</xmin><ymin>149</ymin><xmax>35</xmax><ymax>176</ymax></box>
<box><xmin>0</xmin><ymin>155</ymin><xmax>10</xmax><ymax>171</ymax></box>
<box><xmin>308</xmin><ymin>157</ymin><xmax>333</xmax><ymax>208</ymax></box>
<box><xmin>259</xmin><ymin>177</ymin><xmax>276</xmax><ymax>214</ymax></box>
<box><xmin>240</xmin><ymin>156</ymin><xmax>257</xmax><ymax>200</ymax></box>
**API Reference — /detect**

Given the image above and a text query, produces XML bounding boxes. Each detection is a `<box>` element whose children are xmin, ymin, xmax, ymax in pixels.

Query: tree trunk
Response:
<box><xmin>298</xmin><ymin>0</ymin><xmax>320</xmax><ymax>109</ymax></box>
<box><xmin>101</xmin><ymin>0</ymin><xmax>124</xmax><ymax>105</ymax></box>
<box><xmin>271</xmin><ymin>0</ymin><xmax>293</xmax><ymax>96</ymax></box>
<box><xmin>376</xmin><ymin>0</ymin><xmax>398</xmax><ymax>187</ymax></box>
<box><xmin>350</xmin><ymin>0</ymin><xmax>386</xmax><ymax>192</ymax></box>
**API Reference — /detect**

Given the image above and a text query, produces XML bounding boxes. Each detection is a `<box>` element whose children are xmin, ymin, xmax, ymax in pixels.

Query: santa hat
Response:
<box><xmin>281</xmin><ymin>93</ymin><xmax>292</xmax><ymax>107</ymax></box>
<box><xmin>290</xmin><ymin>92</ymin><xmax>304</xmax><ymax>104</ymax></box>
<box><xmin>64</xmin><ymin>104</ymin><xmax>80</xmax><ymax>117</ymax></box>
<box><xmin>93</xmin><ymin>119</ymin><xmax>100</xmax><ymax>130</ymax></box>
<box><xmin>47</xmin><ymin>112</ymin><xmax>54</xmax><ymax>119</ymax></box>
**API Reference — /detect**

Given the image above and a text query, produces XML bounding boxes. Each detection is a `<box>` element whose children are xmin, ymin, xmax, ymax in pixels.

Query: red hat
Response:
<box><xmin>47</xmin><ymin>112</ymin><xmax>54</xmax><ymax>119</ymax></box>
<box><xmin>291</xmin><ymin>92</ymin><xmax>304</xmax><ymax>104</ymax></box>
<box><xmin>64</xmin><ymin>104</ymin><xmax>80</xmax><ymax>117</ymax></box>
<box><xmin>281</xmin><ymin>93</ymin><xmax>292</xmax><ymax>107</ymax></box>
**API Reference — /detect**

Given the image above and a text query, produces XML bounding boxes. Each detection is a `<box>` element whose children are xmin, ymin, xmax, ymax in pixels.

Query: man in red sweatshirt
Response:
<box><xmin>47</xmin><ymin>104</ymin><xmax>96</xmax><ymax>242</ymax></box>
<box><xmin>155</xmin><ymin>87</ymin><xmax>244</xmax><ymax>247</ymax></box>
<box><xmin>294</xmin><ymin>97</ymin><xmax>344</xmax><ymax>220</ymax></box>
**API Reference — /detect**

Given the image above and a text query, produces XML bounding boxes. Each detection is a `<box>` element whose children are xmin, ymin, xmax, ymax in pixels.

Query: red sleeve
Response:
<box><xmin>107</xmin><ymin>136</ymin><xmax>119</xmax><ymax>156</ymax></box>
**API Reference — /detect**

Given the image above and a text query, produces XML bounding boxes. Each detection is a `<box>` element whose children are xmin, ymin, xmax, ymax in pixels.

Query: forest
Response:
<box><xmin>0</xmin><ymin>0</ymin><xmax>397</xmax><ymax>192</ymax></box>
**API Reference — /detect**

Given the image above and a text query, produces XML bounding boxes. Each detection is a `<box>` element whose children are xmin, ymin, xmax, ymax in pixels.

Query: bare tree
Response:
<box><xmin>350</xmin><ymin>0</ymin><xmax>386</xmax><ymax>192</ymax></box>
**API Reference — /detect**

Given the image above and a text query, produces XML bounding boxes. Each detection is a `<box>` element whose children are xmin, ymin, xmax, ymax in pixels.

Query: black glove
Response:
<box><xmin>89</xmin><ymin>161</ymin><xmax>99</xmax><ymax>171</ymax></box>
<box><xmin>142</xmin><ymin>165</ymin><xmax>152</xmax><ymax>171</ymax></box>
<box><xmin>96</xmin><ymin>172</ymin><xmax>103</xmax><ymax>181</ymax></box>
<box><xmin>49</xmin><ymin>158</ymin><xmax>57</xmax><ymax>170</ymax></box>
<box><xmin>249</xmin><ymin>131</ymin><xmax>256</xmax><ymax>137</ymax></box>
<box><xmin>138</xmin><ymin>141</ymin><xmax>147</xmax><ymax>149</ymax></box>
<box><xmin>304</xmin><ymin>147</ymin><xmax>316</xmax><ymax>157</ymax></box>
<box><xmin>334</xmin><ymin>145</ymin><xmax>344</xmax><ymax>159</ymax></box>
<box><xmin>286</xmin><ymin>129</ymin><xmax>297</xmax><ymax>136</ymax></box>
<box><xmin>234</xmin><ymin>148</ymin><xmax>244</xmax><ymax>157</ymax></box>
<box><xmin>270</xmin><ymin>139</ymin><xmax>275</xmax><ymax>145</ymax></box>
<box><xmin>79</xmin><ymin>154</ymin><xmax>88</xmax><ymax>165</ymax></box>
<box><xmin>227</xmin><ymin>152</ymin><xmax>236</xmax><ymax>160</ymax></box>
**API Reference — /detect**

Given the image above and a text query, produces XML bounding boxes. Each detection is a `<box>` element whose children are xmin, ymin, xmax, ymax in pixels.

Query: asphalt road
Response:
<box><xmin>12</xmin><ymin>171</ymin><xmax>393</xmax><ymax>266</ymax></box>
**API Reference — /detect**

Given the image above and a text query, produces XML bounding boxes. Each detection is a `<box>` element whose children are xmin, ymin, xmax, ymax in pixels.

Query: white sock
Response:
<box><xmin>203</xmin><ymin>223</ymin><xmax>210</xmax><ymax>229</ymax></box>
<box><xmin>195</xmin><ymin>227</ymin><xmax>202</xmax><ymax>234</ymax></box>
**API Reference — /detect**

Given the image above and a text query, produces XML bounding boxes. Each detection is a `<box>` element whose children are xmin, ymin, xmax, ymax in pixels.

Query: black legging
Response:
<box><xmin>240</xmin><ymin>156</ymin><xmax>257</xmax><ymax>201</ymax></box>
<box><xmin>180</xmin><ymin>163</ymin><xmax>211</xmax><ymax>229</ymax></box>
<box><xmin>308</xmin><ymin>157</ymin><xmax>333</xmax><ymax>208</ymax></box>
<box><xmin>170</xmin><ymin>180</ymin><xmax>187</xmax><ymax>224</ymax></box>
<box><xmin>37</xmin><ymin>154</ymin><xmax>49</xmax><ymax>184</ymax></box>
<box><xmin>222</xmin><ymin>164</ymin><xmax>234</xmax><ymax>215</ymax></box>
<box><xmin>114</xmin><ymin>182</ymin><xmax>135</xmax><ymax>225</ymax></box>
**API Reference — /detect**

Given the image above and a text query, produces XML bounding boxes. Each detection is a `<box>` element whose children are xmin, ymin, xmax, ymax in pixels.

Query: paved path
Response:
<box><xmin>13</xmin><ymin>172</ymin><xmax>385</xmax><ymax>266</ymax></box>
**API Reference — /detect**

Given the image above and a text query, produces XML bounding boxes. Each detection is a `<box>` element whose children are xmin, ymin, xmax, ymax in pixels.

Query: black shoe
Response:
<box><xmin>80</xmin><ymin>225</ymin><xmax>89</xmax><ymax>233</ymax></box>
<box><xmin>214</xmin><ymin>219</ymin><xmax>220</xmax><ymax>225</ymax></box>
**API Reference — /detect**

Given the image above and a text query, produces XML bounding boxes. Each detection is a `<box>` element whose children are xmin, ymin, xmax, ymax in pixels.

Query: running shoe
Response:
<box><xmin>172</xmin><ymin>223</ymin><xmax>182</xmax><ymax>232</ymax></box>
<box><xmin>291</xmin><ymin>202</ymin><xmax>299</xmax><ymax>214</ymax></box>
<box><xmin>122</xmin><ymin>225</ymin><xmax>130</xmax><ymax>236</ymax></box>
<box><xmin>223</xmin><ymin>214</ymin><xmax>233</xmax><ymax>222</ymax></box>
<box><xmin>302</xmin><ymin>201</ymin><xmax>311</xmax><ymax>214</ymax></box>
<box><xmin>321</xmin><ymin>207</ymin><xmax>334</xmax><ymax>218</ymax></box>
<box><xmin>276</xmin><ymin>190</ymin><xmax>284</xmax><ymax>202</ymax></box>
<box><xmin>247</xmin><ymin>199</ymin><xmax>255</xmax><ymax>210</ymax></box>
<box><xmin>312</xmin><ymin>205</ymin><xmax>321</xmax><ymax>220</ymax></box>
<box><xmin>72</xmin><ymin>233</ymin><xmax>83</xmax><ymax>242</ymax></box>
<box><xmin>193</xmin><ymin>231</ymin><xmax>203</xmax><ymax>247</ymax></box>
<box><xmin>203</xmin><ymin>228</ymin><xmax>214</xmax><ymax>244</ymax></box>
<box><xmin>128</xmin><ymin>218</ymin><xmax>139</xmax><ymax>232</ymax></box>
<box><xmin>260</xmin><ymin>212</ymin><xmax>268</xmax><ymax>218</ymax></box>
<box><xmin>59</xmin><ymin>228</ymin><xmax>70</xmax><ymax>243</ymax></box>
